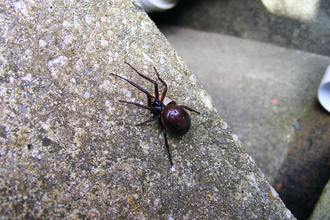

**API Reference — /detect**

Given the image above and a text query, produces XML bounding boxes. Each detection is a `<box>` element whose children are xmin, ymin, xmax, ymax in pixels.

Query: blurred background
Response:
<box><xmin>138</xmin><ymin>0</ymin><xmax>330</xmax><ymax>219</ymax></box>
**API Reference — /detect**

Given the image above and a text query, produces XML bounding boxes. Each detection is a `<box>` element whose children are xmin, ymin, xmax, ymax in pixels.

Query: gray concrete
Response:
<box><xmin>159</xmin><ymin>26</ymin><xmax>330</xmax><ymax>219</ymax></box>
<box><xmin>159</xmin><ymin>26</ymin><xmax>330</xmax><ymax>185</ymax></box>
<box><xmin>309</xmin><ymin>179</ymin><xmax>330</xmax><ymax>220</ymax></box>
<box><xmin>152</xmin><ymin>2</ymin><xmax>330</xmax><ymax>218</ymax></box>
<box><xmin>151</xmin><ymin>0</ymin><xmax>330</xmax><ymax>56</ymax></box>
<box><xmin>150</xmin><ymin>0</ymin><xmax>330</xmax><ymax>219</ymax></box>
<box><xmin>0</xmin><ymin>0</ymin><xmax>294</xmax><ymax>219</ymax></box>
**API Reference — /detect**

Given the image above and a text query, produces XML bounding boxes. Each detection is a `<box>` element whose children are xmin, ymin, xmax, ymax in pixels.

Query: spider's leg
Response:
<box><xmin>119</xmin><ymin>100</ymin><xmax>151</xmax><ymax>110</ymax></box>
<box><xmin>153</xmin><ymin>67</ymin><xmax>168</xmax><ymax>102</ymax></box>
<box><xmin>135</xmin><ymin>115</ymin><xmax>160</xmax><ymax>126</ymax></box>
<box><xmin>162</xmin><ymin>129</ymin><xmax>173</xmax><ymax>166</ymax></box>
<box><xmin>179</xmin><ymin>105</ymin><xmax>200</xmax><ymax>114</ymax></box>
<box><xmin>111</xmin><ymin>73</ymin><xmax>152</xmax><ymax>106</ymax></box>
<box><xmin>124</xmin><ymin>62</ymin><xmax>160</xmax><ymax>100</ymax></box>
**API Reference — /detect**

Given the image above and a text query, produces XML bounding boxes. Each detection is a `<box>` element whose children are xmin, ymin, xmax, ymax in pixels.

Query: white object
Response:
<box><xmin>318</xmin><ymin>65</ymin><xmax>330</xmax><ymax>112</ymax></box>
<box><xmin>137</xmin><ymin>0</ymin><xmax>178</xmax><ymax>13</ymax></box>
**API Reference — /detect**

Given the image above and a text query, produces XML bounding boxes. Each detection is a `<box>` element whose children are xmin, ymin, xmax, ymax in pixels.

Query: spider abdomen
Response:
<box><xmin>161</xmin><ymin>104</ymin><xmax>191</xmax><ymax>137</ymax></box>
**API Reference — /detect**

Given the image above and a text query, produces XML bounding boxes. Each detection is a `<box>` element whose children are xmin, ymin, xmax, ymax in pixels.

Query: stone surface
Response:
<box><xmin>0</xmin><ymin>0</ymin><xmax>294</xmax><ymax>219</ymax></box>
<box><xmin>159</xmin><ymin>26</ymin><xmax>330</xmax><ymax>185</ymax></box>
<box><xmin>151</xmin><ymin>0</ymin><xmax>330</xmax><ymax>56</ymax></box>
<box><xmin>309</xmin><ymin>178</ymin><xmax>330</xmax><ymax>220</ymax></box>
<box><xmin>159</xmin><ymin>26</ymin><xmax>330</xmax><ymax>219</ymax></box>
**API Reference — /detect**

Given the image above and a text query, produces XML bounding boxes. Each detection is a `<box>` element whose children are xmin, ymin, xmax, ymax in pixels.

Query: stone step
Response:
<box><xmin>159</xmin><ymin>25</ymin><xmax>330</xmax><ymax>219</ymax></box>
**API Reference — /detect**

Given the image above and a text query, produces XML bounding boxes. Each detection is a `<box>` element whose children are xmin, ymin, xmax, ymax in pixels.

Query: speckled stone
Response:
<box><xmin>0</xmin><ymin>0</ymin><xmax>294</xmax><ymax>219</ymax></box>
<box><xmin>309</xmin><ymin>178</ymin><xmax>330</xmax><ymax>220</ymax></box>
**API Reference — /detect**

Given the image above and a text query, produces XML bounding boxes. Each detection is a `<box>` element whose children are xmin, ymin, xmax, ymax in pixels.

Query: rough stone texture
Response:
<box><xmin>309</xmin><ymin>178</ymin><xmax>330</xmax><ymax>220</ymax></box>
<box><xmin>0</xmin><ymin>0</ymin><xmax>294</xmax><ymax>219</ymax></box>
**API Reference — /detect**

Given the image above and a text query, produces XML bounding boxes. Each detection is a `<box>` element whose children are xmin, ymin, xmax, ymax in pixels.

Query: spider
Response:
<box><xmin>111</xmin><ymin>61</ymin><xmax>200</xmax><ymax>166</ymax></box>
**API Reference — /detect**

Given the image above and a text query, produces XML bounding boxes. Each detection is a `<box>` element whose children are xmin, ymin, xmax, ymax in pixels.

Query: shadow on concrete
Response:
<box><xmin>274</xmin><ymin>100</ymin><xmax>330</xmax><ymax>220</ymax></box>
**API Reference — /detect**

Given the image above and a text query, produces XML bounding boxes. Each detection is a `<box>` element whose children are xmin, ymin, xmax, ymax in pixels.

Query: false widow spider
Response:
<box><xmin>111</xmin><ymin>62</ymin><xmax>200</xmax><ymax>166</ymax></box>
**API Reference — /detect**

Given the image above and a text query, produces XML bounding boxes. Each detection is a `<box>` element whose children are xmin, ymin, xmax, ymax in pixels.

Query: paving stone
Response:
<box><xmin>0</xmin><ymin>0</ymin><xmax>294</xmax><ymax>218</ymax></box>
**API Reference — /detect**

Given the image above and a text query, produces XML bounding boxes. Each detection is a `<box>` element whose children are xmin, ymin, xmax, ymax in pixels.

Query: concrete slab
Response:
<box><xmin>309</xmin><ymin>178</ymin><xmax>330</xmax><ymax>220</ymax></box>
<box><xmin>0</xmin><ymin>0</ymin><xmax>294</xmax><ymax>219</ymax></box>
<box><xmin>159</xmin><ymin>26</ymin><xmax>330</xmax><ymax>185</ymax></box>
<box><xmin>150</xmin><ymin>0</ymin><xmax>330</xmax><ymax>57</ymax></box>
